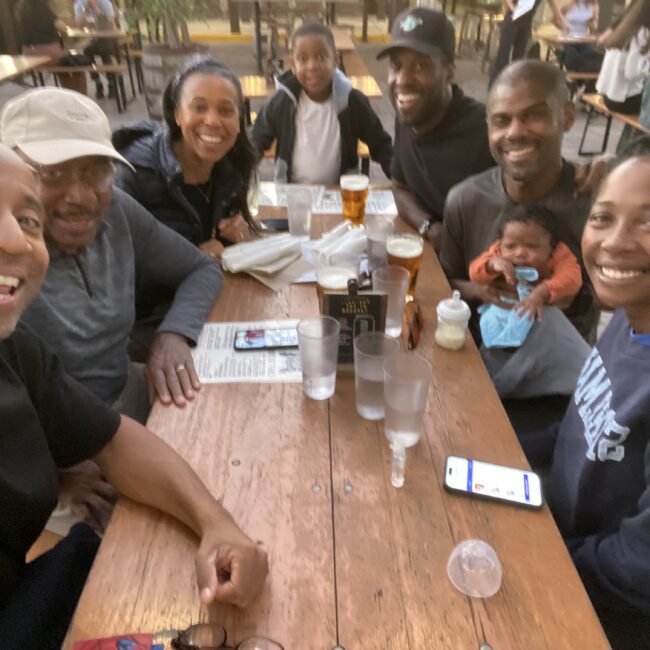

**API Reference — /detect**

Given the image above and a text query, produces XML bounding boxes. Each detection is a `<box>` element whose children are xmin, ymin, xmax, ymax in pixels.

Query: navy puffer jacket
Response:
<box><xmin>112</xmin><ymin>120</ymin><xmax>246</xmax><ymax>247</ymax></box>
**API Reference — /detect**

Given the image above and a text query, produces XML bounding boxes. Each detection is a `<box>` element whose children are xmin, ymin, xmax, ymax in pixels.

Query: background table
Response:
<box><xmin>0</xmin><ymin>55</ymin><xmax>51</xmax><ymax>84</ymax></box>
<box><xmin>64</xmin><ymin>214</ymin><xmax>609</xmax><ymax>649</ymax></box>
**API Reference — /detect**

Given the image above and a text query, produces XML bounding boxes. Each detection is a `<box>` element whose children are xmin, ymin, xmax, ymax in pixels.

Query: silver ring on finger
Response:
<box><xmin>176</xmin><ymin>364</ymin><xmax>186</xmax><ymax>372</ymax></box>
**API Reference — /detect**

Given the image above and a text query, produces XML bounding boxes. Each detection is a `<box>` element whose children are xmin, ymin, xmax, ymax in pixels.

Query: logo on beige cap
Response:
<box><xmin>65</xmin><ymin>109</ymin><xmax>92</xmax><ymax>122</ymax></box>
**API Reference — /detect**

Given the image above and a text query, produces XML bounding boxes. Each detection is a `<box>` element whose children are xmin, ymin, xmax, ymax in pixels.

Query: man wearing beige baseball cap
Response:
<box><xmin>0</xmin><ymin>87</ymin><xmax>222</xmax><ymax>420</ymax></box>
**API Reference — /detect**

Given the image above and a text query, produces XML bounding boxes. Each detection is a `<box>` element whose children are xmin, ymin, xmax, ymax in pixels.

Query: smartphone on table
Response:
<box><xmin>234</xmin><ymin>327</ymin><xmax>299</xmax><ymax>351</ymax></box>
<box><xmin>444</xmin><ymin>455</ymin><xmax>543</xmax><ymax>509</ymax></box>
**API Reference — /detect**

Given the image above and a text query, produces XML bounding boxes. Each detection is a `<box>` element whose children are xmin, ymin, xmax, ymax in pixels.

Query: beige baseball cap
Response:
<box><xmin>0</xmin><ymin>87</ymin><xmax>133</xmax><ymax>169</ymax></box>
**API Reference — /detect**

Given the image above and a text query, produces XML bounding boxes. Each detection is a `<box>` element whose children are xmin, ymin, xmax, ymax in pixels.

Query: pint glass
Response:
<box><xmin>340</xmin><ymin>174</ymin><xmax>369</xmax><ymax>227</ymax></box>
<box><xmin>386</xmin><ymin>233</ymin><xmax>424</xmax><ymax>301</ymax></box>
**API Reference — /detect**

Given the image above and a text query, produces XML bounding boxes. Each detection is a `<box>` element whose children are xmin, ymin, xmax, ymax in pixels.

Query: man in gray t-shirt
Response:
<box><xmin>440</xmin><ymin>60</ymin><xmax>599</xmax><ymax>343</ymax></box>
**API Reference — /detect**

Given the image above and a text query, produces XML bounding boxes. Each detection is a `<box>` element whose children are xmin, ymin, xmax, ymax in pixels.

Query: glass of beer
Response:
<box><xmin>386</xmin><ymin>233</ymin><xmax>424</xmax><ymax>302</ymax></box>
<box><xmin>340</xmin><ymin>174</ymin><xmax>369</xmax><ymax>227</ymax></box>
<box><xmin>316</xmin><ymin>253</ymin><xmax>359</xmax><ymax>313</ymax></box>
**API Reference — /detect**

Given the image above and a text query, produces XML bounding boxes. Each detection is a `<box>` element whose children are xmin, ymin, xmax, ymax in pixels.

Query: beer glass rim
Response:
<box><xmin>297</xmin><ymin>315</ymin><xmax>340</xmax><ymax>340</ymax></box>
<box><xmin>340</xmin><ymin>173</ymin><xmax>369</xmax><ymax>190</ymax></box>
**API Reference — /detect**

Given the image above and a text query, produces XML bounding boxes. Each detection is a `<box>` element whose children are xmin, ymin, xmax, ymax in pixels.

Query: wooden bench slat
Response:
<box><xmin>582</xmin><ymin>92</ymin><xmax>646</xmax><ymax>132</ymax></box>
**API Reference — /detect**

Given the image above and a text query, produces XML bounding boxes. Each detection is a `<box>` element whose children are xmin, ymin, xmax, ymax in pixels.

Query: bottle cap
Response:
<box><xmin>437</xmin><ymin>290</ymin><xmax>471</xmax><ymax>323</ymax></box>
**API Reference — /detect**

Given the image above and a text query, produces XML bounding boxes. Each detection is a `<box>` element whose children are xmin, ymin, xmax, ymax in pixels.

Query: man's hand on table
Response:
<box><xmin>147</xmin><ymin>332</ymin><xmax>200</xmax><ymax>407</ymax></box>
<box><xmin>58</xmin><ymin>460</ymin><xmax>117</xmax><ymax>535</ymax></box>
<box><xmin>196</xmin><ymin>520</ymin><xmax>269</xmax><ymax>608</ymax></box>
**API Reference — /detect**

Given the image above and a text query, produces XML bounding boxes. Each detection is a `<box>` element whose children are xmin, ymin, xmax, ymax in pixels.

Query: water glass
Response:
<box><xmin>297</xmin><ymin>316</ymin><xmax>341</xmax><ymax>400</ymax></box>
<box><xmin>365</xmin><ymin>214</ymin><xmax>394</xmax><ymax>272</ymax></box>
<box><xmin>383</xmin><ymin>352</ymin><xmax>432</xmax><ymax>487</ymax></box>
<box><xmin>353</xmin><ymin>332</ymin><xmax>400</xmax><ymax>420</ymax></box>
<box><xmin>372</xmin><ymin>266</ymin><xmax>410</xmax><ymax>337</ymax></box>
<box><xmin>287</xmin><ymin>187</ymin><xmax>312</xmax><ymax>238</ymax></box>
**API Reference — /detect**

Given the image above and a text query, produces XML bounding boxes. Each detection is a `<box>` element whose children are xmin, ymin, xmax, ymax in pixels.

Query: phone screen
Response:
<box><xmin>444</xmin><ymin>456</ymin><xmax>543</xmax><ymax>508</ymax></box>
<box><xmin>234</xmin><ymin>328</ymin><xmax>299</xmax><ymax>351</ymax></box>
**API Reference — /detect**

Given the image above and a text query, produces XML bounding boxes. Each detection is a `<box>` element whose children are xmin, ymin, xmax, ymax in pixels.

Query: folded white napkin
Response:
<box><xmin>220</xmin><ymin>234</ymin><xmax>302</xmax><ymax>274</ymax></box>
<box><xmin>311</xmin><ymin>222</ymin><xmax>367</xmax><ymax>262</ymax></box>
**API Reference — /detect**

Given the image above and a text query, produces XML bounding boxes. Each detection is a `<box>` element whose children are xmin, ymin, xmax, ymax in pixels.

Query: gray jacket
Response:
<box><xmin>22</xmin><ymin>187</ymin><xmax>222</xmax><ymax>404</ymax></box>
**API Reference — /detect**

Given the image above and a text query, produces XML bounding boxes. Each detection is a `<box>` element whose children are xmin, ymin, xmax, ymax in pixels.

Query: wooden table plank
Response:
<box><xmin>331</xmin><ymin>221</ymin><xmax>610</xmax><ymax>649</ymax></box>
<box><xmin>0</xmin><ymin>55</ymin><xmax>51</xmax><ymax>83</ymax></box>
<box><xmin>64</xmin><ymin>279</ymin><xmax>337</xmax><ymax>649</ymax></box>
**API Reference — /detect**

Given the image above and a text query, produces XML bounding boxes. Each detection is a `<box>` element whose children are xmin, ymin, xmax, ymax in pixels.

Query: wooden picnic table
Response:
<box><xmin>535</xmin><ymin>30</ymin><xmax>600</xmax><ymax>62</ymax></box>
<box><xmin>63</xmin><ymin>213</ymin><xmax>609</xmax><ymax>650</ymax></box>
<box><xmin>0</xmin><ymin>55</ymin><xmax>51</xmax><ymax>84</ymax></box>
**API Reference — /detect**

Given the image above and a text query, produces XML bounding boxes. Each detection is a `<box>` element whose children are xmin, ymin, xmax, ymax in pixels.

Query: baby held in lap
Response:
<box><xmin>470</xmin><ymin>204</ymin><xmax>583</xmax><ymax>324</ymax></box>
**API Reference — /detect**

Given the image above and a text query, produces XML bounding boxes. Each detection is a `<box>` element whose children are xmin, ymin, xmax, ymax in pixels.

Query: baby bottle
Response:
<box><xmin>435</xmin><ymin>290</ymin><xmax>471</xmax><ymax>351</ymax></box>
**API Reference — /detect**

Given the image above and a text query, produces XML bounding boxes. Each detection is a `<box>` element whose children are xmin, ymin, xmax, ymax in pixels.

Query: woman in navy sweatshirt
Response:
<box><xmin>548</xmin><ymin>156</ymin><xmax>650</xmax><ymax>648</ymax></box>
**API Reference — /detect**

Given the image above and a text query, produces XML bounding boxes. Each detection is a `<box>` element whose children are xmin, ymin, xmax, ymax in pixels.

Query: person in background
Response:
<box><xmin>74</xmin><ymin>0</ymin><xmax>118</xmax><ymax>100</ymax></box>
<box><xmin>114</xmin><ymin>56</ymin><xmax>257</xmax><ymax>358</ymax></box>
<box><xmin>547</xmin><ymin>155</ymin><xmax>650</xmax><ymax>649</ymax></box>
<box><xmin>0</xmin><ymin>144</ymin><xmax>267</xmax><ymax>650</ymax></box>
<box><xmin>489</xmin><ymin>0</ymin><xmax>569</xmax><ymax>87</ymax></box>
<box><xmin>16</xmin><ymin>0</ymin><xmax>67</xmax><ymax>64</ymax></box>
<box><xmin>377</xmin><ymin>7</ymin><xmax>494</xmax><ymax>251</ymax></box>
<box><xmin>555</xmin><ymin>0</ymin><xmax>603</xmax><ymax>78</ymax></box>
<box><xmin>596</xmin><ymin>21</ymin><xmax>650</xmax><ymax>115</ymax></box>
<box><xmin>251</xmin><ymin>22</ymin><xmax>393</xmax><ymax>184</ymax></box>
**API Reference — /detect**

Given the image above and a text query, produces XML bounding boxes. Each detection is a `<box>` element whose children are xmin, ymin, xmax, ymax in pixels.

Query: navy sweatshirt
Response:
<box><xmin>549</xmin><ymin>310</ymin><xmax>650</xmax><ymax>613</ymax></box>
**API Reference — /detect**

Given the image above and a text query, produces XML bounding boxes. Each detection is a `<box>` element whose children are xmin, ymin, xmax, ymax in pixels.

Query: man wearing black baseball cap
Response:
<box><xmin>378</xmin><ymin>7</ymin><xmax>494</xmax><ymax>251</ymax></box>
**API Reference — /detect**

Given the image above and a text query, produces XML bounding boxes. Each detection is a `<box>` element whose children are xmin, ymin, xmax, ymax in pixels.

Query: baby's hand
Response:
<box><xmin>516</xmin><ymin>293</ymin><xmax>544</xmax><ymax>322</ymax></box>
<box><xmin>486</xmin><ymin>256</ymin><xmax>516</xmax><ymax>285</ymax></box>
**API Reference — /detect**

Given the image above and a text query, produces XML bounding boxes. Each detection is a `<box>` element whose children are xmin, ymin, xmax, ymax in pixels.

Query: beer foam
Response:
<box><xmin>386</xmin><ymin>236</ymin><xmax>423</xmax><ymax>258</ymax></box>
<box><xmin>317</xmin><ymin>267</ymin><xmax>354</xmax><ymax>290</ymax></box>
<box><xmin>340</xmin><ymin>174</ymin><xmax>369</xmax><ymax>191</ymax></box>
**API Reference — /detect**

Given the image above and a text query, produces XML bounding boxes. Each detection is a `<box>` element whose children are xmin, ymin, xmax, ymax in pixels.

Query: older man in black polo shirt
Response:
<box><xmin>378</xmin><ymin>7</ymin><xmax>495</xmax><ymax>251</ymax></box>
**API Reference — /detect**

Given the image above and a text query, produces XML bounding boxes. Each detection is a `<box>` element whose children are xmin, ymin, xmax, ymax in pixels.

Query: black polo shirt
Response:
<box><xmin>390</xmin><ymin>84</ymin><xmax>495</xmax><ymax>223</ymax></box>
<box><xmin>0</xmin><ymin>323</ymin><xmax>120</xmax><ymax>604</ymax></box>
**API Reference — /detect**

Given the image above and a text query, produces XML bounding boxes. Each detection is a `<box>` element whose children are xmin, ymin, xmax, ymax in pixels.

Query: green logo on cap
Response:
<box><xmin>400</xmin><ymin>15</ymin><xmax>423</xmax><ymax>32</ymax></box>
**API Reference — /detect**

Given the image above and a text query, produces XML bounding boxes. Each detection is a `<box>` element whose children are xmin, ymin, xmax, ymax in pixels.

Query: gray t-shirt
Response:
<box><xmin>440</xmin><ymin>163</ymin><xmax>599</xmax><ymax>342</ymax></box>
<box><xmin>22</xmin><ymin>187</ymin><xmax>222</xmax><ymax>404</ymax></box>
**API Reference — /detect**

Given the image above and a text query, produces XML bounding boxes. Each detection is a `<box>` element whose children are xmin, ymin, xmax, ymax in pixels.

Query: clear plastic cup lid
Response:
<box><xmin>447</xmin><ymin>539</ymin><xmax>502</xmax><ymax>598</ymax></box>
<box><xmin>437</xmin><ymin>290</ymin><xmax>471</xmax><ymax>323</ymax></box>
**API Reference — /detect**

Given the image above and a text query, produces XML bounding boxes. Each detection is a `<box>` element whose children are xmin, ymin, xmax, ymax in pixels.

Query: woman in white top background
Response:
<box><xmin>556</xmin><ymin>0</ymin><xmax>604</xmax><ymax>73</ymax></box>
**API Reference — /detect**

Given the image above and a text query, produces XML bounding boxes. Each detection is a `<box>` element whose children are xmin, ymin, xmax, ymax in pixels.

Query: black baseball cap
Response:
<box><xmin>377</xmin><ymin>7</ymin><xmax>456</xmax><ymax>62</ymax></box>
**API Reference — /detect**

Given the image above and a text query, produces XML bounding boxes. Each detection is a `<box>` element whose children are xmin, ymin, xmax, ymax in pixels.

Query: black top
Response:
<box><xmin>0</xmin><ymin>323</ymin><xmax>120</xmax><ymax>603</ymax></box>
<box><xmin>390</xmin><ymin>85</ymin><xmax>494</xmax><ymax>223</ymax></box>
<box><xmin>18</xmin><ymin>0</ymin><xmax>60</xmax><ymax>47</ymax></box>
<box><xmin>181</xmin><ymin>181</ymin><xmax>215</xmax><ymax>242</ymax></box>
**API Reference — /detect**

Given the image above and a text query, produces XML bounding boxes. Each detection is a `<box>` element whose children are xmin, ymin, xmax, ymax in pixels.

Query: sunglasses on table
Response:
<box><xmin>171</xmin><ymin>624</ymin><xmax>284</xmax><ymax>650</ymax></box>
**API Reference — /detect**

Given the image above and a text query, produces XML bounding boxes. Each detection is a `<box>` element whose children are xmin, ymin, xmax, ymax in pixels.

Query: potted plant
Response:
<box><xmin>125</xmin><ymin>0</ymin><xmax>211</xmax><ymax>118</ymax></box>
